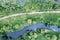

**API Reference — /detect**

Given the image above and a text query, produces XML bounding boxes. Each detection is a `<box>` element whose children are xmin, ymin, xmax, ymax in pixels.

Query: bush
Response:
<box><xmin>0</xmin><ymin>0</ymin><xmax>60</xmax><ymax>16</ymax></box>
<box><xmin>0</xmin><ymin>13</ymin><xmax>60</xmax><ymax>40</ymax></box>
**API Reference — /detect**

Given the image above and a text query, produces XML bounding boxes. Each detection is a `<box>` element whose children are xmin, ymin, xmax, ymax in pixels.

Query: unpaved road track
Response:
<box><xmin>0</xmin><ymin>10</ymin><xmax>60</xmax><ymax>20</ymax></box>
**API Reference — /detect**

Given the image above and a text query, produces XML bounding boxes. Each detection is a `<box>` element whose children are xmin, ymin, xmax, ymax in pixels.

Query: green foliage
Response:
<box><xmin>0</xmin><ymin>0</ymin><xmax>60</xmax><ymax>16</ymax></box>
<box><xmin>0</xmin><ymin>13</ymin><xmax>60</xmax><ymax>40</ymax></box>
<box><xmin>1</xmin><ymin>0</ymin><xmax>60</xmax><ymax>40</ymax></box>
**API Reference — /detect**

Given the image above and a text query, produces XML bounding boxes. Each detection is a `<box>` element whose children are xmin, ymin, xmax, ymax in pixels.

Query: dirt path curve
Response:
<box><xmin>0</xmin><ymin>10</ymin><xmax>60</xmax><ymax>20</ymax></box>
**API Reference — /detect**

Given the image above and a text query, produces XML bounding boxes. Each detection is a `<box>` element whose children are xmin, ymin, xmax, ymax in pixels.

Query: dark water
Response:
<box><xmin>18</xmin><ymin>0</ymin><xmax>30</xmax><ymax>6</ymax></box>
<box><xmin>4</xmin><ymin>23</ymin><xmax>60</xmax><ymax>39</ymax></box>
<box><xmin>55</xmin><ymin>0</ymin><xmax>60</xmax><ymax>4</ymax></box>
<box><xmin>18</xmin><ymin>0</ymin><xmax>24</xmax><ymax>6</ymax></box>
